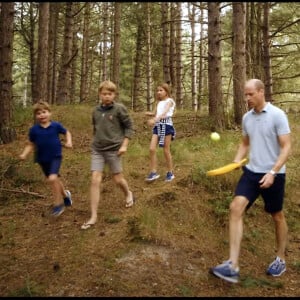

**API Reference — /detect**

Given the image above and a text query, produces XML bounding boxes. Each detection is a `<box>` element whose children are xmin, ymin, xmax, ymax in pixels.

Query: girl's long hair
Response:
<box><xmin>158</xmin><ymin>83</ymin><xmax>171</xmax><ymax>98</ymax></box>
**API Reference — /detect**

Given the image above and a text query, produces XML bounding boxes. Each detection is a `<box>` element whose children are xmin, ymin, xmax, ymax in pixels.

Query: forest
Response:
<box><xmin>1</xmin><ymin>2</ymin><xmax>300</xmax><ymax>296</ymax></box>
<box><xmin>0</xmin><ymin>2</ymin><xmax>300</xmax><ymax>144</ymax></box>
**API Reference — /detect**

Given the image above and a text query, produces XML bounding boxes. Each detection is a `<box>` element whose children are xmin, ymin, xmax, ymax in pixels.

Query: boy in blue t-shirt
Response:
<box><xmin>19</xmin><ymin>101</ymin><xmax>73</xmax><ymax>216</ymax></box>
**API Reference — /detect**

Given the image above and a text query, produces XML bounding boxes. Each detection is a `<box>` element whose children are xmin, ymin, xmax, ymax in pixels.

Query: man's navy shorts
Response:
<box><xmin>235</xmin><ymin>166</ymin><xmax>285</xmax><ymax>213</ymax></box>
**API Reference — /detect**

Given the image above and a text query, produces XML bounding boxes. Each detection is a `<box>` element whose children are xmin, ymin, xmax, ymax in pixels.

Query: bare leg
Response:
<box><xmin>149</xmin><ymin>134</ymin><xmax>158</xmax><ymax>172</ymax></box>
<box><xmin>163</xmin><ymin>135</ymin><xmax>173</xmax><ymax>172</ymax></box>
<box><xmin>47</xmin><ymin>174</ymin><xmax>65</xmax><ymax>206</ymax></box>
<box><xmin>228</xmin><ymin>196</ymin><xmax>249</xmax><ymax>269</ymax></box>
<box><xmin>271</xmin><ymin>210</ymin><xmax>288</xmax><ymax>260</ymax></box>
<box><xmin>113</xmin><ymin>173</ymin><xmax>133</xmax><ymax>206</ymax></box>
<box><xmin>86</xmin><ymin>171</ymin><xmax>102</xmax><ymax>225</ymax></box>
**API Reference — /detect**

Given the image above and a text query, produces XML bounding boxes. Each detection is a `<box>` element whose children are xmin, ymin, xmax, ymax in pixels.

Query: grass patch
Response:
<box><xmin>8</xmin><ymin>277</ymin><xmax>45</xmax><ymax>297</ymax></box>
<box><xmin>241</xmin><ymin>276</ymin><xmax>284</xmax><ymax>289</ymax></box>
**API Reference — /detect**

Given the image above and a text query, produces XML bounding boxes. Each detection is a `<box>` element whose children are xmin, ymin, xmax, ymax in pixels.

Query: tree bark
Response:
<box><xmin>80</xmin><ymin>2</ymin><xmax>90</xmax><ymax>103</ymax></box>
<box><xmin>175</xmin><ymin>3</ymin><xmax>183</xmax><ymax>108</ymax></box>
<box><xmin>34</xmin><ymin>2</ymin><xmax>50</xmax><ymax>103</ymax></box>
<box><xmin>101</xmin><ymin>2</ymin><xmax>109</xmax><ymax>81</ymax></box>
<box><xmin>262</xmin><ymin>2</ymin><xmax>273</xmax><ymax>102</ymax></box>
<box><xmin>48</xmin><ymin>3</ymin><xmax>59</xmax><ymax>104</ymax></box>
<box><xmin>189</xmin><ymin>3</ymin><xmax>197</xmax><ymax>111</ymax></box>
<box><xmin>56</xmin><ymin>3</ymin><xmax>74</xmax><ymax>105</ymax></box>
<box><xmin>145</xmin><ymin>3</ymin><xmax>153</xmax><ymax>112</ymax></box>
<box><xmin>207</xmin><ymin>2</ymin><xmax>225</xmax><ymax>130</ymax></box>
<box><xmin>169</xmin><ymin>3</ymin><xmax>176</xmax><ymax>93</ymax></box>
<box><xmin>232</xmin><ymin>2</ymin><xmax>247</xmax><ymax>125</ymax></box>
<box><xmin>161</xmin><ymin>2</ymin><xmax>171</xmax><ymax>84</ymax></box>
<box><xmin>112</xmin><ymin>2</ymin><xmax>121</xmax><ymax>88</ymax></box>
<box><xmin>0</xmin><ymin>2</ymin><xmax>16</xmax><ymax>144</ymax></box>
<box><xmin>197</xmin><ymin>3</ymin><xmax>206</xmax><ymax>112</ymax></box>
<box><xmin>132</xmin><ymin>19</ymin><xmax>143</xmax><ymax>111</ymax></box>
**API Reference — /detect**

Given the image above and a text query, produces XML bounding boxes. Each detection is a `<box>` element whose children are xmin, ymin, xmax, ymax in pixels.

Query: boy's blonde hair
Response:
<box><xmin>98</xmin><ymin>80</ymin><xmax>117</xmax><ymax>93</ymax></box>
<box><xmin>33</xmin><ymin>101</ymin><xmax>51</xmax><ymax>115</ymax></box>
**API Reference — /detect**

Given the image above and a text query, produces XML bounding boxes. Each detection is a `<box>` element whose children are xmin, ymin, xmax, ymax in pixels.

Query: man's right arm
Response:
<box><xmin>233</xmin><ymin>135</ymin><xmax>249</xmax><ymax>163</ymax></box>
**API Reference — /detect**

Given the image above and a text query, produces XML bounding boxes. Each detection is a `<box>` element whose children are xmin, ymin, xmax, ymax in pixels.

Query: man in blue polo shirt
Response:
<box><xmin>211</xmin><ymin>79</ymin><xmax>291</xmax><ymax>283</ymax></box>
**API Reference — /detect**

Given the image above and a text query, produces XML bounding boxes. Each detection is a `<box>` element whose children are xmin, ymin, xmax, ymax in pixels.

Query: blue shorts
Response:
<box><xmin>152</xmin><ymin>124</ymin><xmax>176</xmax><ymax>139</ymax></box>
<box><xmin>235</xmin><ymin>166</ymin><xmax>285</xmax><ymax>213</ymax></box>
<box><xmin>39</xmin><ymin>157</ymin><xmax>62</xmax><ymax>177</ymax></box>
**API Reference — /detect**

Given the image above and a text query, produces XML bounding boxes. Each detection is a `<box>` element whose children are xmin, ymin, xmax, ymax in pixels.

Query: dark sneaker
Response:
<box><xmin>146</xmin><ymin>172</ymin><xmax>160</xmax><ymax>182</ymax></box>
<box><xmin>165</xmin><ymin>171</ymin><xmax>175</xmax><ymax>182</ymax></box>
<box><xmin>52</xmin><ymin>204</ymin><xmax>65</xmax><ymax>217</ymax></box>
<box><xmin>211</xmin><ymin>260</ymin><xmax>240</xmax><ymax>283</ymax></box>
<box><xmin>266</xmin><ymin>256</ymin><xmax>286</xmax><ymax>276</ymax></box>
<box><xmin>64</xmin><ymin>190</ymin><xmax>72</xmax><ymax>206</ymax></box>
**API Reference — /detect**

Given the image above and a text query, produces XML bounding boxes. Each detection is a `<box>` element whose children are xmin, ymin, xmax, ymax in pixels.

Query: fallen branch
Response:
<box><xmin>0</xmin><ymin>187</ymin><xmax>46</xmax><ymax>198</ymax></box>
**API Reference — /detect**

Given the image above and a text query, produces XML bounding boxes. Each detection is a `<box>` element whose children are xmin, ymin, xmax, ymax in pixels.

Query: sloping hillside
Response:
<box><xmin>0</xmin><ymin>105</ymin><xmax>299</xmax><ymax>296</ymax></box>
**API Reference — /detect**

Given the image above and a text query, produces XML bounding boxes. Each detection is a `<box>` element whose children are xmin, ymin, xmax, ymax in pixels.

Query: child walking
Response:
<box><xmin>145</xmin><ymin>83</ymin><xmax>176</xmax><ymax>182</ymax></box>
<box><xmin>81</xmin><ymin>80</ymin><xmax>134</xmax><ymax>230</ymax></box>
<box><xmin>19</xmin><ymin>101</ymin><xmax>73</xmax><ymax>216</ymax></box>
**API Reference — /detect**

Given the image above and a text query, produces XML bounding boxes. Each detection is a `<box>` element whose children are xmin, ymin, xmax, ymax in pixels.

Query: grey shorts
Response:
<box><xmin>91</xmin><ymin>149</ymin><xmax>122</xmax><ymax>174</ymax></box>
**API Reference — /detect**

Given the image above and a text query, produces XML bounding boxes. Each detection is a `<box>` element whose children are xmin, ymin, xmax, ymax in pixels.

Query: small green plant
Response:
<box><xmin>241</xmin><ymin>276</ymin><xmax>283</xmax><ymax>289</ymax></box>
<box><xmin>292</xmin><ymin>261</ymin><xmax>300</xmax><ymax>273</ymax></box>
<box><xmin>0</xmin><ymin>220</ymin><xmax>16</xmax><ymax>248</ymax></box>
<box><xmin>8</xmin><ymin>277</ymin><xmax>45</xmax><ymax>297</ymax></box>
<box><xmin>178</xmin><ymin>284</ymin><xmax>193</xmax><ymax>297</ymax></box>
<box><xmin>104</xmin><ymin>215</ymin><xmax>122</xmax><ymax>224</ymax></box>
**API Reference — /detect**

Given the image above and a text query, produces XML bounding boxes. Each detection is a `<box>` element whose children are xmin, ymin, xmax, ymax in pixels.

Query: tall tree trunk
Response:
<box><xmin>112</xmin><ymin>2</ymin><xmax>121</xmax><ymax>88</ymax></box>
<box><xmin>34</xmin><ymin>2</ymin><xmax>50</xmax><ymax>103</ymax></box>
<box><xmin>197</xmin><ymin>3</ymin><xmax>205</xmax><ymax>112</ymax></box>
<box><xmin>255</xmin><ymin>3</ymin><xmax>263</xmax><ymax>79</ymax></box>
<box><xmin>169</xmin><ymin>3</ymin><xmax>176</xmax><ymax>93</ymax></box>
<box><xmin>262</xmin><ymin>2</ymin><xmax>273</xmax><ymax>102</ymax></box>
<box><xmin>175</xmin><ymin>3</ymin><xmax>183</xmax><ymax>108</ymax></box>
<box><xmin>161</xmin><ymin>2</ymin><xmax>171</xmax><ymax>84</ymax></box>
<box><xmin>80</xmin><ymin>2</ymin><xmax>90</xmax><ymax>103</ymax></box>
<box><xmin>189</xmin><ymin>3</ymin><xmax>197</xmax><ymax>111</ymax></box>
<box><xmin>56</xmin><ymin>3</ymin><xmax>74</xmax><ymax>105</ymax></box>
<box><xmin>232</xmin><ymin>2</ymin><xmax>247</xmax><ymax>125</ymax></box>
<box><xmin>145</xmin><ymin>3</ymin><xmax>153</xmax><ymax>111</ymax></box>
<box><xmin>101</xmin><ymin>2</ymin><xmax>109</xmax><ymax>81</ymax></box>
<box><xmin>245</xmin><ymin>2</ymin><xmax>251</xmax><ymax>78</ymax></box>
<box><xmin>70</xmin><ymin>14</ymin><xmax>79</xmax><ymax>105</ymax></box>
<box><xmin>132</xmin><ymin>23</ymin><xmax>143</xmax><ymax>111</ymax></box>
<box><xmin>207</xmin><ymin>2</ymin><xmax>225</xmax><ymax>130</ymax></box>
<box><xmin>29</xmin><ymin>3</ymin><xmax>38</xmax><ymax>103</ymax></box>
<box><xmin>48</xmin><ymin>3</ymin><xmax>59</xmax><ymax>104</ymax></box>
<box><xmin>0</xmin><ymin>2</ymin><xmax>16</xmax><ymax>144</ymax></box>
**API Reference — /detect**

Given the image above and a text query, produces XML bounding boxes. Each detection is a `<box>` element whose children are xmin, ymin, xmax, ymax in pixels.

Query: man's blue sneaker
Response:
<box><xmin>146</xmin><ymin>172</ymin><xmax>160</xmax><ymax>182</ymax></box>
<box><xmin>64</xmin><ymin>190</ymin><xmax>72</xmax><ymax>206</ymax></box>
<box><xmin>52</xmin><ymin>204</ymin><xmax>65</xmax><ymax>217</ymax></box>
<box><xmin>266</xmin><ymin>256</ymin><xmax>286</xmax><ymax>276</ymax></box>
<box><xmin>211</xmin><ymin>260</ymin><xmax>240</xmax><ymax>283</ymax></box>
<box><xmin>165</xmin><ymin>171</ymin><xmax>175</xmax><ymax>182</ymax></box>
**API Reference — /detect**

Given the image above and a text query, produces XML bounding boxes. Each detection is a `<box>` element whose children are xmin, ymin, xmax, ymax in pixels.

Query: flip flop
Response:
<box><xmin>81</xmin><ymin>222</ymin><xmax>95</xmax><ymax>230</ymax></box>
<box><xmin>125</xmin><ymin>192</ymin><xmax>135</xmax><ymax>208</ymax></box>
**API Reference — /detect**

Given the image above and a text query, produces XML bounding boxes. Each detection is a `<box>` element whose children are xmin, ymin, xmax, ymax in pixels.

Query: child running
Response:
<box><xmin>81</xmin><ymin>80</ymin><xmax>134</xmax><ymax>230</ymax></box>
<box><xmin>19</xmin><ymin>101</ymin><xmax>73</xmax><ymax>216</ymax></box>
<box><xmin>145</xmin><ymin>83</ymin><xmax>176</xmax><ymax>182</ymax></box>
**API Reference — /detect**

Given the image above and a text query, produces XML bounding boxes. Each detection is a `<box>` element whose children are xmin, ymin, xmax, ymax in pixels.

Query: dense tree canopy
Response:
<box><xmin>1</xmin><ymin>2</ymin><xmax>300</xmax><ymax>143</ymax></box>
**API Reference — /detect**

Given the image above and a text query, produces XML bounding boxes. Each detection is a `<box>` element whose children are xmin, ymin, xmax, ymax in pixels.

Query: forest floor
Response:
<box><xmin>0</xmin><ymin>104</ymin><xmax>300</xmax><ymax>297</ymax></box>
